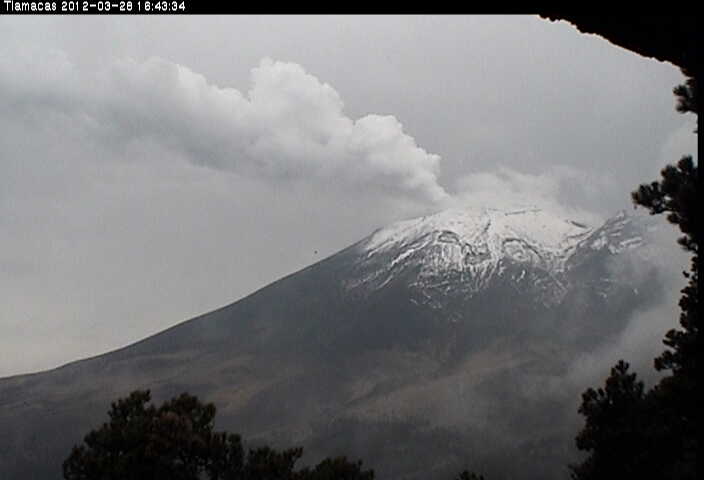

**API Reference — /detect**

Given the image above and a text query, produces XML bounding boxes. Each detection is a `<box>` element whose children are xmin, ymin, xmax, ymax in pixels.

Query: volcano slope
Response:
<box><xmin>0</xmin><ymin>208</ymin><xmax>668</xmax><ymax>480</ymax></box>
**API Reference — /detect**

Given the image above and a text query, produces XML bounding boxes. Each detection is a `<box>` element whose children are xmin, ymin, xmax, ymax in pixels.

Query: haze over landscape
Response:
<box><xmin>0</xmin><ymin>15</ymin><xmax>695</xmax><ymax>377</ymax></box>
<box><xmin>0</xmin><ymin>14</ymin><xmax>698</xmax><ymax>480</ymax></box>
<box><xmin>0</xmin><ymin>205</ymin><xmax>686</xmax><ymax>479</ymax></box>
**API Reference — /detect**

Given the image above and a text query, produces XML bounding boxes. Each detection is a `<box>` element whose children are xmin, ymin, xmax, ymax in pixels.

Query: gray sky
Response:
<box><xmin>0</xmin><ymin>15</ymin><xmax>697</xmax><ymax>376</ymax></box>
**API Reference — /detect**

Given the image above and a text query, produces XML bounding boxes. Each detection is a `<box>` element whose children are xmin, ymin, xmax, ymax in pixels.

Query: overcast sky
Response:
<box><xmin>0</xmin><ymin>15</ymin><xmax>697</xmax><ymax>376</ymax></box>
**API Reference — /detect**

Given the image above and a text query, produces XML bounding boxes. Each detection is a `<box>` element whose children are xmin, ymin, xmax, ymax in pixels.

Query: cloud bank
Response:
<box><xmin>1</xmin><ymin>44</ymin><xmax>689</xmax><ymax>376</ymax></box>
<box><xmin>449</xmin><ymin>166</ymin><xmax>614</xmax><ymax>226</ymax></box>
<box><xmin>1</xmin><ymin>51</ymin><xmax>448</xmax><ymax>204</ymax></box>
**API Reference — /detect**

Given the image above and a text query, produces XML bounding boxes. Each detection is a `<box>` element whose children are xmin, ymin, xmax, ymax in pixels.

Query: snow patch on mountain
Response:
<box><xmin>347</xmin><ymin>207</ymin><xmax>649</xmax><ymax>303</ymax></box>
<box><xmin>362</xmin><ymin>206</ymin><xmax>592</xmax><ymax>273</ymax></box>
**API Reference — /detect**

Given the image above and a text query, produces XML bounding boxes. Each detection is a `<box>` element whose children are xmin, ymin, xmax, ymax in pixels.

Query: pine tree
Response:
<box><xmin>62</xmin><ymin>390</ymin><xmax>245</xmax><ymax>480</ymax></box>
<box><xmin>570</xmin><ymin>71</ymin><xmax>699</xmax><ymax>480</ymax></box>
<box><xmin>455</xmin><ymin>471</ymin><xmax>485</xmax><ymax>480</ymax></box>
<box><xmin>63</xmin><ymin>390</ymin><xmax>375</xmax><ymax>480</ymax></box>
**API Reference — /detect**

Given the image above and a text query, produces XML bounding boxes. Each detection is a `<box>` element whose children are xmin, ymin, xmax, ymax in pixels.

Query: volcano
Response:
<box><xmin>0</xmin><ymin>207</ymin><xmax>666</xmax><ymax>480</ymax></box>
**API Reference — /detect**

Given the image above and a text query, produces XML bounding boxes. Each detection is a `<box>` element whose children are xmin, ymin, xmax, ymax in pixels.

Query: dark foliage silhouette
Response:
<box><xmin>455</xmin><ymin>470</ymin><xmax>485</xmax><ymax>480</ymax></box>
<box><xmin>570</xmin><ymin>69</ymin><xmax>698</xmax><ymax>480</ymax></box>
<box><xmin>63</xmin><ymin>390</ymin><xmax>374</xmax><ymax>480</ymax></box>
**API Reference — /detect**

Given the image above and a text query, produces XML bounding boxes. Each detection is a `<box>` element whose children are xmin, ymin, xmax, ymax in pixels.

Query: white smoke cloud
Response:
<box><xmin>1</xmin><ymin>51</ymin><xmax>448</xmax><ymax>203</ymax></box>
<box><xmin>2</xmin><ymin>44</ymin><xmax>686</xmax><ymax>379</ymax></box>
<box><xmin>565</xmin><ymin>217</ymin><xmax>690</xmax><ymax>389</ymax></box>
<box><xmin>449</xmin><ymin>166</ymin><xmax>612</xmax><ymax>226</ymax></box>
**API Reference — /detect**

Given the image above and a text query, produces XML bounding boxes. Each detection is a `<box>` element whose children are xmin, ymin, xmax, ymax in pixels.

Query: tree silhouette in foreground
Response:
<box><xmin>455</xmin><ymin>470</ymin><xmax>485</xmax><ymax>480</ymax></box>
<box><xmin>63</xmin><ymin>390</ymin><xmax>374</xmax><ymax>480</ymax></box>
<box><xmin>570</xmin><ymin>74</ymin><xmax>699</xmax><ymax>479</ymax></box>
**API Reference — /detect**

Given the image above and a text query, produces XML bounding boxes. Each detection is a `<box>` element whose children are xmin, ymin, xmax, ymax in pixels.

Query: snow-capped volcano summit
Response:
<box><xmin>346</xmin><ymin>206</ymin><xmax>648</xmax><ymax>306</ymax></box>
<box><xmin>365</xmin><ymin>207</ymin><xmax>592</xmax><ymax>255</ymax></box>
<box><xmin>365</xmin><ymin>206</ymin><xmax>593</xmax><ymax>267</ymax></box>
